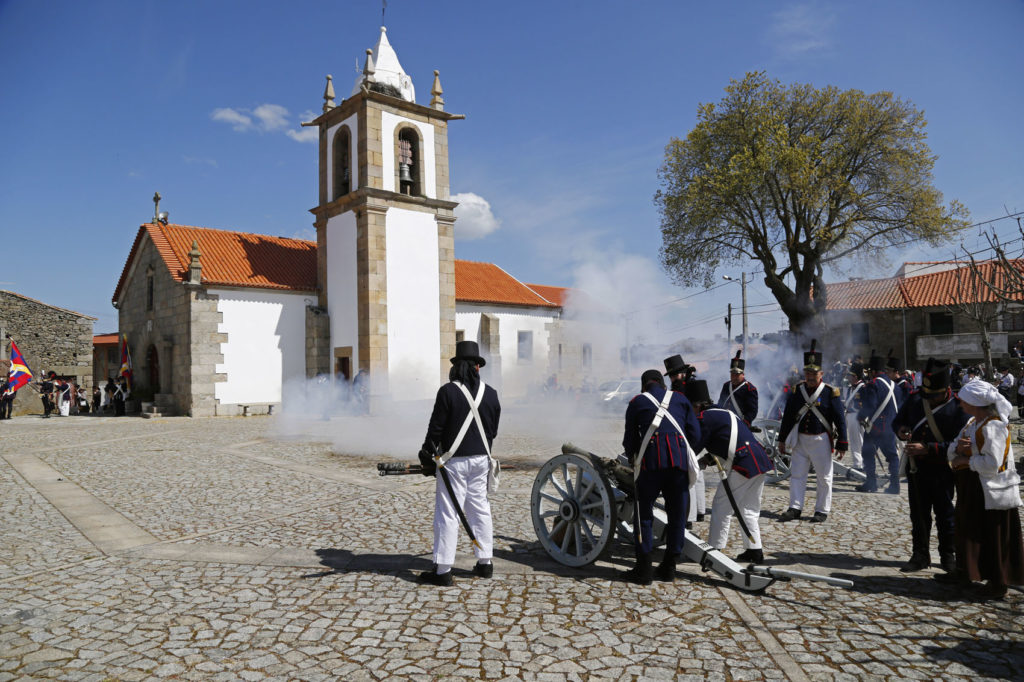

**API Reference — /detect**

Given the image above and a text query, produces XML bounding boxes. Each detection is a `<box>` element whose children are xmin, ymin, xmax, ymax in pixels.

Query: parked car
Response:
<box><xmin>597</xmin><ymin>379</ymin><xmax>637</xmax><ymax>410</ymax></box>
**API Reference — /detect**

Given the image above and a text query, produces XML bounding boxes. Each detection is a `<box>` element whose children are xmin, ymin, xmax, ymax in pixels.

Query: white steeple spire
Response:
<box><xmin>351</xmin><ymin>26</ymin><xmax>416</xmax><ymax>102</ymax></box>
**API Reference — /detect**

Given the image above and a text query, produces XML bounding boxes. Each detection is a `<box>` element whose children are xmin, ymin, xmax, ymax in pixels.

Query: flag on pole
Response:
<box><xmin>7</xmin><ymin>339</ymin><xmax>34</xmax><ymax>392</ymax></box>
<box><xmin>119</xmin><ymin>335</ymin><xmax>133</xmax><ymax>390</ymax></box>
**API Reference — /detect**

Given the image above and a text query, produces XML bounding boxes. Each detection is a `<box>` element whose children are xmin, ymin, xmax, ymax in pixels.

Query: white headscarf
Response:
<box><xmin>958</xmin><ymin>381</ymin><xmax>1013</xmax><ymax>422</ymax></box>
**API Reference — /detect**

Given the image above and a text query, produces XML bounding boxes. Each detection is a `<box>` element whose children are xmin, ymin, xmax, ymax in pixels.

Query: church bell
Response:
<box><xmin>399</xmin><ymin>162</ymin><xmax>413</xmax><ymax>184</ymax></box>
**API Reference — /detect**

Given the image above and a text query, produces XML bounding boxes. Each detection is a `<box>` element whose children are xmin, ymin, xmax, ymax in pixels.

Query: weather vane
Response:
<box><xmin>382</xmin><ymin>0</ymin><xmax>387</xmax><ymax>22</ymax></box>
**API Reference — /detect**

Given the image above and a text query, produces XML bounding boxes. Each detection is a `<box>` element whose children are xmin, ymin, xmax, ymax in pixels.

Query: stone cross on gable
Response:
<box><xmin>153</xmin><ymin>192</ymin><xmax>161</xmax><ymax>223</ymax></box>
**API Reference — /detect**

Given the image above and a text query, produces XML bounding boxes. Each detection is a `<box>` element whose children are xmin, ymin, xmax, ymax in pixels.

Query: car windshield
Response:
<box><xmin>598</xmin><ymin>381</ymin><xmax>621</xmax><ymax>392</ymax></box>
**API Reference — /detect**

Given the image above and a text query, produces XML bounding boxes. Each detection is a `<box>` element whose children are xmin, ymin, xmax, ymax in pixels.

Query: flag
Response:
<box><xmin>119</xmin><ymin>334</ymin><xmax>133</xmax><ymax>390</ymax></box>
<box><xmin>7</xmin><ymin>339</ymin><xmax>33</xmax><ymax>392</ymax></box>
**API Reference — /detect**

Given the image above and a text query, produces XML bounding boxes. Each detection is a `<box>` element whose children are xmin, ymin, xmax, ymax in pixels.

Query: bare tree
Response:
<box><xmin>947</xmin><ymin>257</ymin><xmax>1002</xmax><ymax>378</ymax></box>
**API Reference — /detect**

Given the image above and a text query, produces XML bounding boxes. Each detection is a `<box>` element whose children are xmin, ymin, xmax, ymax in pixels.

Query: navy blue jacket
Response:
<box><xmin>422</xmin><ymin>381</ymin><xmax>500</xmax><ymax>458</ymax></box>
<box><xmin>697</xmin><ymin>408</ymin><xmax>774</xmax><ymax>478</ymax></box>
<box><xmin>858</xmin><ymin>375</ymin><xmax>899</xmax><ymax>437</ymax></box>
<box><xmin>623</xmin><ymin>385</ymin><xmax>701</xmax><ymax>472</ymax></box>
<box><xmin>893</xmin><ymin>378</ymin><xmax>912</xmax><ymax>411</ymax></box>
<box><xmin>892</xmin><ymin>390</ymin><xmax>969</xmax><ymax>462</ymax></box>
<box><xmin>779</xmin><ymin>382</ymin><xmax>849</xmax><ymax>450</ymax></box>
<box><xmin>843</xmin><ymin>380</ymin><xmax>867</xmax><ymax>415</ymax></box>
<box><xmin>717</xmin><ymin>380</ymin><xmax>759</xmax><ymax>425</ymax></box>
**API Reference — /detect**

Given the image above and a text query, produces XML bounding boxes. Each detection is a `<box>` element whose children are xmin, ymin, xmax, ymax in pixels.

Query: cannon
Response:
<box><xmin>752</xmin><ymin>417</ymin><xmax>867</xmax><ymax>484</ymax></box>
<box><xmin>530</xmin><ymin>444</ymin><xmax>853</xmax><ymax>592</ymax></box>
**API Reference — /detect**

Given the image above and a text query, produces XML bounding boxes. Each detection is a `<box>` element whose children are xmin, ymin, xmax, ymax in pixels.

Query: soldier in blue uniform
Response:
<box><xmin>777</xmin><ymin>340</ymin><xmax>848</xmax><ymax>523</ymax></box>
<box><xmin>687</xmin><ymin>380</ymin><xmax>774</xmax><ymax>563</ymax></box>
<box><xmin>893</xmin><ymin>358</ymin><xmax>969</xmax><ymax>573</ymax></box>
<box><xmin>857</xmin><ymin>350</ymin><xmax>900</xmax><ymax>493</ymax></box>
<box><xmin>664</xmin><ymin>355</ymin><xmax>705</xmax><ymax>524</ymax></box>
<box><xmin>717</xmin><ymin>350</ymin><xmax>758</xmax><ymax>425</ymax></box>
<box><xmin>621</xmin><ymin>369</ymin><xmax>701</xmax><ymax>584</ymax></box>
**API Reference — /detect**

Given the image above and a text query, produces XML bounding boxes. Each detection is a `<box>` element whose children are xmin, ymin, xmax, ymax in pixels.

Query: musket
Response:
<box><xmin>377</xmin><ymin>461</ymin><xmax>516</xmax><ymax>476</ymax></box>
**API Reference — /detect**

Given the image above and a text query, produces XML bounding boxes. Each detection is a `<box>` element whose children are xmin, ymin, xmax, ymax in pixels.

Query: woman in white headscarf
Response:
<box><xmin>946</xmin><ymin>381</ymin><xmax>1024</xmax><ymax>599</ymax></box>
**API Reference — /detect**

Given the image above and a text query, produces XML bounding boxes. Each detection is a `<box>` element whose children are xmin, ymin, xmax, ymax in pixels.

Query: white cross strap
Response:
<box><xmin>436</xmin><ymin>381</ymin><xmax>487</xmax><ymax>467</ymax></box>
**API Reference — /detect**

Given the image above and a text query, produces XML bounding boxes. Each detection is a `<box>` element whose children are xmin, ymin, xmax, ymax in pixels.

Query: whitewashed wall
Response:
<box><xmin>210</xmin><ymin>288</ymin><xmax>309</xmax><ymax>406</ymax></box>
<box><xmin>325</xmin><ymin>113</ymin><xmax>359</xmax><ymax>202</ymax></box>
<box><xmin>456</xmin><ymin>304</ymin><xmax>558</xmax><ymax>398</ymax></box>
<box><xmin>381</xmin><ymin>111</ymin><xmax>436</xmax><ymax>198</ymax></box>
<box><xmin>326</xmin><ymin>212</ymin><xmax>359</xmax><ymax>369</ymax></box>
<box><xmin>385</xmin><ymin>208</ymin><xmax>441</xmax><ymax>400</ymax></box>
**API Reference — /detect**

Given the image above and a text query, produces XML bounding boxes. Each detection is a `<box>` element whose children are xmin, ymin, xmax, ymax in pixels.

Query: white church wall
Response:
<box><xmin>326</xmin><ymin>212</ymin><xmax>359</xmax><ymax>369</ymax></box>
<box><xmin>209</xmin><ymin>288</ymin><xmax>309</xmax><ymax>408</ymax></box>
<box><xmin>456</xmin><ymin>303</ymin><xmax>557</xmax><ymax>399</ymax></box>
<box><xmin>381</xmin><ymin>111</ymin><xmax>436</xmax><ymax>198</ymax></box>
<box><xmin>325</xmin><ymin>113</ymin><xmax>359</xmax><ymax>202</ymax></box>
<box><xmin>385</xmin><ymin>208</ymin><xmax>441</xmax><ymax>400</ymax></box>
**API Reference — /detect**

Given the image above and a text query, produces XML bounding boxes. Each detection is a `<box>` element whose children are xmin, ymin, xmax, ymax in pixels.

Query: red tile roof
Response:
<box><xmin>825</xmin><ymin>260</ymin><xmax>1024</xmax><ymax>311</ymax></box>
<box><xmin>113</xmin><ymin>225</ymin><xmax>565</xmax><ymax>310</ymax></box>
<box><xmin>93</xmin><ymin>333</ymin><xmax>119</xmax><ymax>345</ymax></box>
<box><xmin>114</xmin><ymin>223</ymin><xmax>317</xmax><ymax>302</ymax></box>
<box><xmin>455</xmin><ymin>261</ymin><xmax>559</xmax><ymax>308</ymax></box>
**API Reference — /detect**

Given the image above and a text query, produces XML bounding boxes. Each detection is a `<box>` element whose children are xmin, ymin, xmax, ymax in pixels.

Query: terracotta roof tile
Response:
<box><xmin>824</xmin><ymin>278</ymin><xmax>904</xmax><ymax>310</ymax></box>
<box><xmin>455</xmin><ymin>261</ymin><xmax>558</xmax><ymax>308</ymax></box>
<box><xmin>114</xmin><ymin>223</ymin><xmax>317</xmax><ymax>302</ymax></box>
<box><xmin>93</xmin><ymin>333</ymin><xmax>119</xmax><ymax>345</ymax></box>
<box><xmin>525</xmin><ymin>283</ymin><xmax>568</xmax><ymax>306</ymax></box>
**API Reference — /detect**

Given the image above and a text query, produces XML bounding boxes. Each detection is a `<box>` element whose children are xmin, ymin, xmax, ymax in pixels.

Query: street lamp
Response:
<box><xmin>723</xmin><ymin>273</ymin><xmax>748</xmax><ymax>359</ymax></box>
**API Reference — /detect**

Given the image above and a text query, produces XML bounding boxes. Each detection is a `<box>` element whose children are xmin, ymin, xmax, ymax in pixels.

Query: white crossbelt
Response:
<box><xmin>705</xmin><ymin>408</ymin><xmax>740</xmax><ymax>470</ymax></box>
<box><xmin>865</xmin><ymin>378</ymin><xmax>896</xmax><ymax>431</ymax></box>
<box><xmin>638</xmin><ymin>391</ymin><xmax>698</xmax><ymax>485</ymax></box>
<box><xmin>843</xmin><ymin>382</ymin><xmax>864</xmax><ymax>411</ymax></box>
<box><xmin>726</xmin><ymin>381</ymin><xmax>748</xmax><ymax>419</ymax></box>
<box><xmin>435</xmin><ymin>380</ymin><xmax>501</xmax><ymax>492</ymax></box>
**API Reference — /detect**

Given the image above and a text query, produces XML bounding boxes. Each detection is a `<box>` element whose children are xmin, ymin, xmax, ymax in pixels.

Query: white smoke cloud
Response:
<box><xmin>452</xmin><ymin>192</ymin><xmax>501</xmax><ymax>240</ymax></box>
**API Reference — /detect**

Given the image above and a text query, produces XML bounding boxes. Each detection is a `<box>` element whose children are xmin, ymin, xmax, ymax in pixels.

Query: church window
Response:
<box><xmin>396</xmin><ymin>127</ymin><xmax>421</xmax><ymax>196</ymax></box>
<box><xmin>146</xmin><ymin>268</ymin><xmax>154</xmax><ymax>311</ymax></box>
<box><xmin>333</xmin><ymin>126</ymin><xmax>352</xmax><ymax>199</ymax></box>
<box><xmin>517</xmin><ymin>331</ymin><xmax>533</xmax><ymax>362</ymax></box>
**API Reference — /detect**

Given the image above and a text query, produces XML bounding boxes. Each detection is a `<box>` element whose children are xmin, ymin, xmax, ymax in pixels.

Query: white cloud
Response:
<box><xmin>767</xmin><ymin>3</ymin><xmax>836</xmax><ymax>58</ymax></box>
<box><xmin>291</xmin><ymin>227</ymin><xmax>317</xmax><ymax>241</ymax></box>
<box><xmin>286</xmin><ymin>128</ymin><xmax>318</xmax><ymax>143</ymax></box>
<box><xmin>211</xmin><ymin>107</ymin><xmax>253</xmax><ymax>131</ymax></box>
<box><xmin>252</xmin><ymin>103</ymin><xmax>290</xmax><ymax>131</ymax></box>
<box><xmin>183</xmin><ymin>155</ymin><xmax>218</xmax><ymax>167</ymax></box>
<box><xmin>452</xmin><ymin>192</ymin><xmax>502</xmax><ymax>240</ymax></box>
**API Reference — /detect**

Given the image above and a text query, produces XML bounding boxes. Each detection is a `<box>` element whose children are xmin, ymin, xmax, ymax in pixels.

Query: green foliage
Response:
<box><xmin>656</xmin><ymin>72</ymin><xmax>969</xmax><ymax>333</ymax></box>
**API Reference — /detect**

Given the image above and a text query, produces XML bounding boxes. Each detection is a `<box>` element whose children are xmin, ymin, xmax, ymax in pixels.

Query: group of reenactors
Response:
<box><xmin>615</xmin><ymin>341</ymin><xmax>1024</xmax><ymax>599</ymax></box>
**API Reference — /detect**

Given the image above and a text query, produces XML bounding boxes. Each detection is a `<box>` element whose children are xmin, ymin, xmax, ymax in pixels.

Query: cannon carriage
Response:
<box><xmin>530</xmin><ymin>444</ymin><xmax>852</xmax><ymax>592</ymax></box>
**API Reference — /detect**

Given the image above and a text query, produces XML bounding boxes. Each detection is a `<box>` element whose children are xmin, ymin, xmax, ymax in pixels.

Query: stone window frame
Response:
<box><xmin>332</xmin><ymin>125</ymin><xmax>352</xmax><ymax>200</ymax></box>
<box><xmin>394</xmin><ymin>124</ymin><xmax>423</xmax><ymax>197</ymax></box>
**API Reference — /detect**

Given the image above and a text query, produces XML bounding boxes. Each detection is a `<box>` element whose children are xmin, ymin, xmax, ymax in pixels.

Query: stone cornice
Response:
<box><xmin>310</xmin><ymin>90</ymin><xmax>463</xmax><ymax>129</ymax></box>
<box><xmin>310</xmin><ymin>187</ymin><xmax>458</xmax><ymax>222</ymax></box>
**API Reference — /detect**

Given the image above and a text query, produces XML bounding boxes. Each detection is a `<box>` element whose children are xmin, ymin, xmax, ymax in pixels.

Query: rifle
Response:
<box><xmin>377</xmin><ymin>461</ymin><xmax>517</xmax><ymax>476</ymax></box>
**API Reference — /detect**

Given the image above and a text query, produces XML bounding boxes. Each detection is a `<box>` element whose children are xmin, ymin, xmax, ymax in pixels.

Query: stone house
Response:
<box><xmin>823</xmin><ymin>260</ymin><xmax>1024</xmax><ymax>370</ymax></box>
<box><xmin>92</xmin><ymin>333</ymin><xmax>120</xmax><ymax>387</ymax></box>
<box><xmin>0</xmin><ymin>290</ymin><xmax>95</xmax><ymax>415</ymax></box>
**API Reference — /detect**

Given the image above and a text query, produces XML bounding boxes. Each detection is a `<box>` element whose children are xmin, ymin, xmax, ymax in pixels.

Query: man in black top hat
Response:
<box><xmin>664</xmin><ymin>355</ymin><xmax>705</xmax><ymax>523</ymax></box>
<box><xmin>663</xmin><ymin>354</ymin><xmax>694</xmax><ymax>392</ymax></box>
<box><xmin>886</xmin><ymin>354</ymin><xmax>911</xmax><ymax>411</ymax></box>
<box><xmin>717</xmin><ymin>350</ymin><xmax>758</xmax><ymax>426</ymax></box>
<box><xmin>893</xmin><ymin>358</ymin><xmax>969</xmax><ymax>573</ymax></box>
<box><xmin>777</xmin><ymin>340</ymin><xmax>848</xmax><ymax>523</ymax></box>
<box><xmin>418</xmin><ymin>340</ymin><xmax>501</xmax><ymax>586</ymax></box>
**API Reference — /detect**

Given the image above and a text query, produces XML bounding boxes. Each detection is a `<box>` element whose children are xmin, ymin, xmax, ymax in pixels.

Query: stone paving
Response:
<box><xmin>1</xmin><ymin>409</ymin><xmax>1022</xmax><ymax>680</ymax></box>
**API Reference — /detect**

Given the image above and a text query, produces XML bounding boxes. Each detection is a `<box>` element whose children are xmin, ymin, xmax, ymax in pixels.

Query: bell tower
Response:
<box><xmin>308</xmin><ymin>27</ymin><xmax>461</xmax><ymax>403</ymax></box>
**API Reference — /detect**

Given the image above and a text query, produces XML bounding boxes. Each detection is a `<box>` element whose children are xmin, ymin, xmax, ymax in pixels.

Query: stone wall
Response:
<box><xmin>0</xmin><ymin>290</ymin><xmax>95</xmax><ymax>415</ymax></box>
<box><xmin>305</xmin><ymin>305</ymin><xmax>331</xmax><ymax>378</ymax></box>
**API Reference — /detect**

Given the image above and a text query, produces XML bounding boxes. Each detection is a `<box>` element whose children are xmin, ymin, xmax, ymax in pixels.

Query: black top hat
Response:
<box><xmin>451</xmin><ymin>340</ymin><xmax>486</xmax><ymax>367</ymax></box>
<box><xmin>920</xmin><ymin>357</ymin><xmax>950</xmax><ymax>393</ymax></box>
<box><xmin>683</xmin><ymin>379</ymin><xmax>711</xmax><ymax>406</ymax></box>
<box><xmin>729</xmin><ymin>350</ymin><xmax>745</xmax><ymax>373</ymax></box>
<box><xmin>803</xmin><ymin>339</ymin><xmax>822</xmax><ymax>371</ymax></box>
<box><xmin>867</xmin><ymin>348</ymin><xmax>886</xmax><ymax>372</ymax></box>
<box><xmin>847</xmin><ymin>362</ymin><xmax>865</xmax><ymax>378</ymax></box>
<box><xmin>885</xmin><ymin>349</ymin><xmax>900</xmax><ymax>372</ymax></box>
<box><xmin>663</xmin><ymin>354</ymin><xmax>689</xmax><ymax>376</ymax></box>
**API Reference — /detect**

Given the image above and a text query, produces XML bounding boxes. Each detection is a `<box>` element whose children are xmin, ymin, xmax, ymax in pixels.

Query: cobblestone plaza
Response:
<box><xmin>1</xmin><ymin>409</ymin><xmax>1021</xmax><ymax>680</ymax></box>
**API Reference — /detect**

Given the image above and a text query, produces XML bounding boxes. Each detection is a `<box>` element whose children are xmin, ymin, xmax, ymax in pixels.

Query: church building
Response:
<box><xmin>112</xmin><ymin>27</ymin><xmax>613</xmax><ymax>416</ymax></box>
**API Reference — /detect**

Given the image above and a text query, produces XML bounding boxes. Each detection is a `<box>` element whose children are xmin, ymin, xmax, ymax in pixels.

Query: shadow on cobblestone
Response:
<box><xmin>922</xmin><ymin>637</ymin><xmax>1024</xmax><ymax>677</ymax></box>
<box><xmin>773</xmin><ymin>550</ymin><xmax>904</xmax><ymax>571</ymax></box>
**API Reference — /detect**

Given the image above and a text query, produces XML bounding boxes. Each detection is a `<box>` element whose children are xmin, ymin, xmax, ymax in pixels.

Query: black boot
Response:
<box><xmin>654</xmin><ymin>553</ymin><xmax>677</xmax><ymax>582</ymax></box>
<box><xmin>736</xmin><ymin>548</ymin><xmax>764</xmax><ymax>564</ymax></box>
<box><xmin>621</xmin><ymin>553</ymin><xmax>653</xmax><ymax>585</ymax></box>
<box><xmin>939</xmin><ymin>552</ymin><xmax>956</xmax><ymax>574</ymax></box>
<box><xmin>777</xmin><ymin>508</ymin><xmax>801</xmax><ymax>522</ymax></box>
<box><xmin>900</xmin><ymin>554</ymin><xmax>930</xmax><ymax>572</ymax></box>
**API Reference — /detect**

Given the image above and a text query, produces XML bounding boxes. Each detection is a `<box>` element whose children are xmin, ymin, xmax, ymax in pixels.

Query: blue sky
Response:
<box><xmin>1</xmin><ymin>0</ymin><xmax>1022</xmax><ymax>341</ymax></box>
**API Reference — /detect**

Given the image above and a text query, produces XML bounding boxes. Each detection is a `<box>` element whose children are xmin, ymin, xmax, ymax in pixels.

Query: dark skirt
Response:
<box><xmin>953</xmin><ymin>469</ymin><xmax>1024</xmax><ymax>586</ymax></box>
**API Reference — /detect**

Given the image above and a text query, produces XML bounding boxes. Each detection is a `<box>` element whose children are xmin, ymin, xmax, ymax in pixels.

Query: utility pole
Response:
<box><xmin>741</xmin><ymin>271</ymin><xmax>748</xmax><ymax>359</ymax></box>
<box><xmin>725</xmin><ymin>303</ymin><xmax>732</xmax><ymax>346</ymax></box>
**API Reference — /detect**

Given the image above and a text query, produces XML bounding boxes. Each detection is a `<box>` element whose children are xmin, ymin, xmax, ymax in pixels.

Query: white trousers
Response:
<box><xmin>709</xmin><ymin>471</ymin><xmax>766</xmax><ymax>550</ymax></box>
<box><xmin>788</xmin><ymin>433</ymin><xmax>834</xmax><ymax>514</ymax></box>
<box><xmin>844</xmin><ymin>413</ymin><xmax>864</xmax><ymax>469</ymax></box>
<box><xmin>687</xmin><ymin>466</ymin><xmax>706</xmax><ymax>521</ymax></box>
<box><xmin>433</xmin><ymin>455</ymin><xmax>493</xmax><ymax>566</ymax></box>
